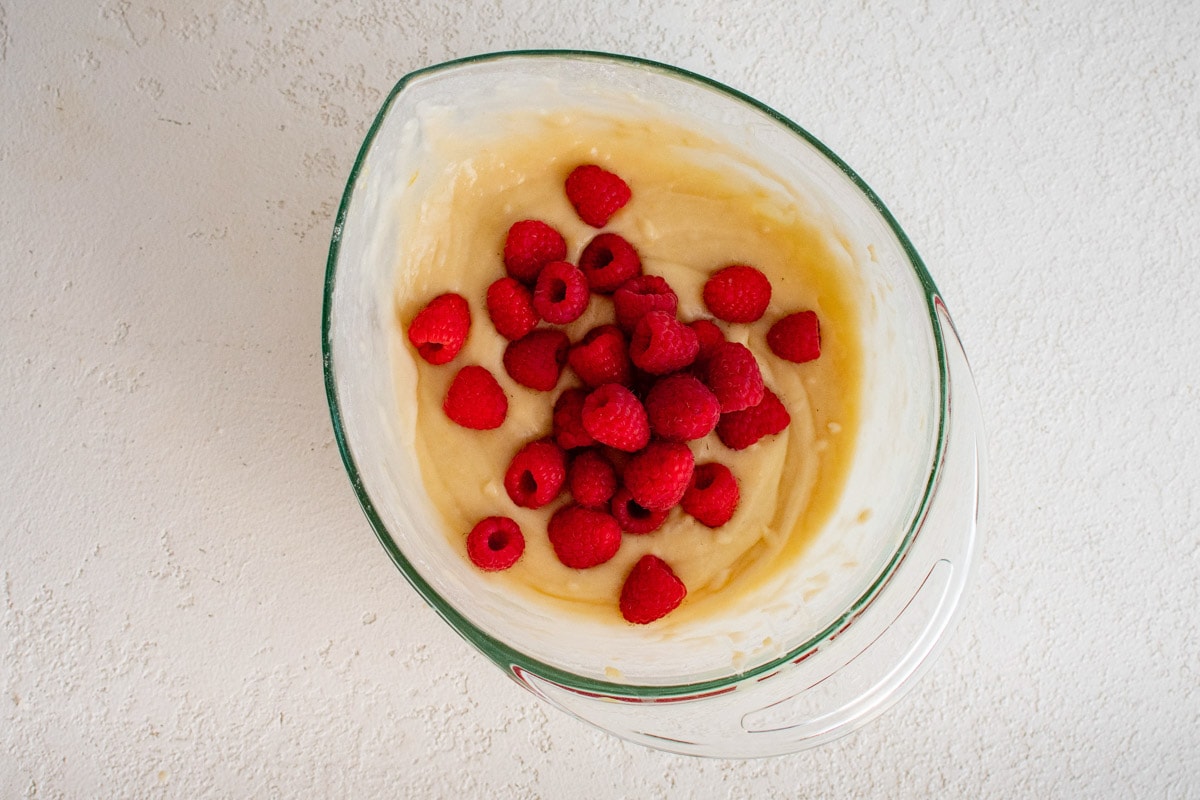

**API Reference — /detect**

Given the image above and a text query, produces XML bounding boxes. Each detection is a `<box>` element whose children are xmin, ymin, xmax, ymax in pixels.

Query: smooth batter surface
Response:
<box><xmin>393</xmin><ymin>109</ymin><xmax>863</xmax><ymax>625</ymax></box>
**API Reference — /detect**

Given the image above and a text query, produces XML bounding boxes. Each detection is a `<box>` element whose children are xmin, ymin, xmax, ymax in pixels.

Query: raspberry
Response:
<box><xmin>619</xmin><ymin>555</ymin><xmax>686</xmax><ymax>624</ymax></box>
<box><xmin>701</xmin><ymin>341</ymin><xmax>765</xmax><ymax>412</ymax></box>
<box><xmin>629</xmin><ymin>311</ymin><xmax>700</xmax><ymax>375</ymax></box>
<box><xmin>703</xmin><ymin>265</ymin><xmax>772</xmax><ymax>323</ymax></box>
<box><xmin>407</xmin><ymin>293</ymin><xmax>471</xmax><ymax>365</ymax></box>
<box><xmin>767</xmin><ymin>310</ymin><xmax>822</xmax><ymax>363</ymax></box>
<box><xmin>682</xmin><ymin>462</ymin><xmax>740</xmax><ymax>527</ymax></box>
<box><xmin>578</xmin><ymin>233</ymin><xmax>642</xmax><ymax>293</ymax></box>
<box><xmin>503</xmin><ymin>219</ymin><xmax>567</xmax><ymax>284</ymax></box>
<box><xmin>612</xmin><ymin>275</ymin><xmax>678</xmax><ymax>332</ymax></box>
<box><xmin>533</xmin><ymin>260</ymin><xmax>590</xmax><ymax>324</ymax></box>
<box><xmin>443</xmin><ymin>365</ymin><xmax>507</xmax><ymax>430</ymax></box>
<box><xmin>485</xmin><ymin>277</ymin><xmax>539</xmax><ymax>341</ymax></box>
<box><xmin>581</xmin><ymin>383</ymin><xmax>650</xmax><ymax>452</ymax></box>
<box><xmin>610</xmin><ymin>487</ymin><xmax>670</xmax><ymax>534</ymax></box>
<box><xmin>567</xmin><ymin>449</ymin><xmax>618</xmax><ymax>509</ymax></box>
<box><xmin>564</xmin><ymin>164</ymin><xmax>631</xmax><ymax>228</ymax></box>
<box><xmin>644</xmin><ymin>373</ymin><xmax>721</xmax><ymax>442</ymax></box>
<box><xmin>504</xmin><ymin>440</ymin><xmax>567</xmax><ymax>509</ymax></box>
<box><xmin>547</xmin><ymin>505</ymin><xmax>622</xmax><ymax>569</ymax></box>
<box><xmin>688</xmin><ymin>318</ymin><xmax>726</xmax><ymax>365</ymax></box>
<box><xmin>552</xmin><ymin>387</ymin><xmax>596</xmax><ymax>450</ymax></box>
<box><xmin>503</xmin><ymin>329</ymin><xmax>569</xmax><ymax>391</ymax></box>
<box><xmin>466</xmin><ymin>516</ymin><xmax>525</xmax><ymax>571</ymax></box>
<box><xmin>568</xmin><ymin>324</ymin><xmax>632</xmax><ymax>388</ymax></box>
<box><xmin>716</xmin><ymin>387</ymin><xmax>792</xmax><ymax>450</ymax></box>
<box><xmin>622</xmin><ymin>441</ymin><xmax>695</xmax><ymax>512</ymax></box>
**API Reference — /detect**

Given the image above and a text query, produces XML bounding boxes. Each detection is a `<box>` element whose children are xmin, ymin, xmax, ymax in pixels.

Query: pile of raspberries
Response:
<box><xmin>406</xmin><ymin>164</ymin><xmax>821</xmax><ymax>624</ymax></box>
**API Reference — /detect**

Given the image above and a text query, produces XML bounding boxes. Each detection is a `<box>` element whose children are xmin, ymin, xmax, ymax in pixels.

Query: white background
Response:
<box><xmin>2</xmin><ymin>1</ymin><xmax>1198</xmax><ymax>797</ymax></box>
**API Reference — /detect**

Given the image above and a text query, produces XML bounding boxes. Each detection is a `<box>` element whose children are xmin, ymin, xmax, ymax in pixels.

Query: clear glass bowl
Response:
<box><xmin>323</xmin><ymin>51</ymin><xmax>984</xmax><ymax>757</ymax></box>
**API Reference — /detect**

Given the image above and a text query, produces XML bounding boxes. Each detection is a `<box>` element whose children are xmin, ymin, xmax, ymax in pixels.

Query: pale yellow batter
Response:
<box><xmin>393</xmin><ymin>109</ymin><xmax>862</xmax><ymax>624</ymax></box>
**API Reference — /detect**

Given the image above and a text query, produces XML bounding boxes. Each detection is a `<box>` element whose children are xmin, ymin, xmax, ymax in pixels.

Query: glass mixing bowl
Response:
<box><xmin>323</xmin><ymin>51</ymin><xmax>984</xmax><ymax>758</ymax></box>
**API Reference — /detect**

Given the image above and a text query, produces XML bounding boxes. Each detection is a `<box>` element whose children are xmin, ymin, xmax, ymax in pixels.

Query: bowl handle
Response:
<box><xmin>733</xmin><ymin>298</ymin><xmax>985</xmax><ymax>753</ymax></box>
<box><xmin>511</xmin><ymin>301</ymin><xmax>984</xmax><ymax>758</ymax></box>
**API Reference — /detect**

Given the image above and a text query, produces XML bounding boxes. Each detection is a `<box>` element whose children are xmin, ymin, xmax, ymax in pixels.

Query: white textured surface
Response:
<box><xmin>2</xmin><ymin>0</ymin><xmax>1198</xmax><ymax>796</ymax></box>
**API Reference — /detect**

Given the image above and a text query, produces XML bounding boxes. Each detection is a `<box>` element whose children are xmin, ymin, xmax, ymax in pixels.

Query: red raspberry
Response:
<box><xmin>466</xmin><ymin>516</ymin><xmax>525</xmax><ymax>571</ymax></box>
<box><xmin>703</xmin><ymin>265</ymin><xmax>772</xmax><ymax>323</ymax></box>
<box><xmin>503</xmin><ymin>219</ymin><xmax>567</xmax><ymax>284</ymax></box>
<box><xmin>619</xmin><ymin>555</ymin><xmax>686</xmax><ymax>624</ymax></box>
<box><xmin>581</xmin><ymin>383</ymin><xmax>650</xmax><ymax>452</ymax></box>
<box><xmin>485</xmin><ymin>277</ymin><xmax>539</xmax><ymax>341</ymax></box>
<box><xmin>578</xmin><ymin>233</ymin><xmax>642</xmax><ymax>293</ymax></box>
<box><xmin>702</xmin><ymin>341</ymin><xmax>765</xmax><ymax>412</ymax></box>
<box><xmin>767</xmin><ymin>310</ymin><xmax>822</xmax><ymax>363</ymax></box>
<box><xmin>564</xmin><ymin>164</ymin><xmax>631</xmax><ymax>228</ymax></box>
<box><xmin>568</xmin><ymin>324</ymin><xmax>632</xmax><ymax>388</ymax></box>
<box><xmin>610</xmin><ymin>487</ymin><xmax>670</xmax><ymax>534</ymax></box>
<box><xmin>613</xmin><ymin>275</ymin><xmax>678</xmax><ymax>332</ymax></box>
<box><xmin>688</xmin><ymin>318</ymin><xmax>726</xmax><ymax>365</ymax></box>
<box><xmin>567</xmin><ymin>449</ymin><xmax>618</xmax><ymax>509</ymax></box>
<box><xmin>552</xmin><ymin>387</ymin><xmax>596</xmax><ymax>450</ymax></box>
<box><xmin>682</xmin><ymin>462</ymin><xmax>739</xmax><ymax>527</ymax></box>
<box><xmin>504</xmin><ymin>440</ymin><xmax>567</xmax><ymax>509</ymax></box>
<box><xmin>644</xmin><ymin>373</ymin><xmax>720</xmax><ymax>442</ymax></box>
<box><xmin>443</xmin><ymin>365</ymin><xmax>507</xmax><ymax>430</ymax></box>
<box><xmin>407</xmin><ymin>293</ymin><xmax>470</xmax><ymax>365</ymax></box>
<box><xmin>716</xmin><ymin>387</ymin><xmax>792</xmax><ymax>450</ymax></box>
<box><xmin>622</xmin><ymin>441</ymin><xmax>695</xmax><ymax>512</ymax></box>
<box><xmin>629</xmin><ymin>311</ymin><xmax>700</xmax><ymax>375</ymax></box>
<box><xmin>547</xmin><ymin>505</ymin><xmax>622</xmax><ymax>569</ymax></box>
<box><xmin>533</xmin><ymin>260</ymin><xmax>590</xmax><ymax>324</ymax></box>
<box><xmin>503</xmin><ymin>329</ymin><xmax>569</xmax><ymax>391</ymax></box>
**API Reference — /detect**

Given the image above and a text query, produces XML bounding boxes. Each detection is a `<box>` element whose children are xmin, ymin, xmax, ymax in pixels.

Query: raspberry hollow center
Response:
<box><xmin>487</xmin><ymin>530</ymin><xmax>511</xmax><ymax>551</ymax></box>
<box><xmin>519</xmin><ymin>471</ymin><xmax>538</xmax><ymax>495</ymax></box>
<box><xmin>626</xmin><ymin>499</ymin><xmax>653</xmax><ymax>520</ymax></box>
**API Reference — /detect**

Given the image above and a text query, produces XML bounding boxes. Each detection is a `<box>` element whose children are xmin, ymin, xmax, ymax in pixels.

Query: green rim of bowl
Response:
<box><xmin>322</xmin><ymin>49</ymin><xmax>948</xmax><ymax>699</ymax></box>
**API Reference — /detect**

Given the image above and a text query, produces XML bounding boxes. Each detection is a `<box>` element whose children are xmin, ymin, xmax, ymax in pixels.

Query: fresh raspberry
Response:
<box><xmin>552</xmin><ymin>387</ymin><xmax>596</xmax><ymax>450</ymax></box>
<box><xmin>619</xmin><ymin>555</ymin><xmax>686</xmax><ymax>624</ymax></box>
<box><xmin>629</xmin><ymin>311</ymin><xmax>700</xmax><ymax>375</ymax></box>
<box><xmin>703</xmin><ymin>265</ymin><xmax>772</xmax><ymax>323</ymax></box>
<box><xmin>564</xmin><ymin>164</ymin><xmax>631</xmax><ymax>228</ymax></box>
<box><xmin>443</xmin><ymin>365</ymin><xmax>507</xmax><ymax>430</ymax></box>
<box><xmin>581</xmin><ymin>383</ymin><xmax>650</xmax><ymax>452</ymax></box>
<box><xmin>622</xmin><ymin>441</ymin><xmax>695</xmax><ymax>512</ymax></box>
<box><xmin>767</xmin><ymin>310</ymin><xmax>822</xmax><ymax>363</ymax></box>
<box><xmin>547</xmin><ymin>505</ymin><xmax>622</xmax><ymax>569</ymax></box>
<box><xmin>701</xmin><ymin>341</ymin><xmax>765</xmax><ymax>413</ymax></box>
<box><xmin>567</xmin><ymin>449</ymin><xmax>618</xmax><ymax>509</ymax></box>
<box><xmin>504</xmin><ymin>440</ymin><xmax>567</xmax><ymax>509</ymax></box>
<box><xmin>466</xmin><ymin>516</ymin><xmax>525</xmax><ymax>571</ymax></box>
<box><xmin>610</xmin><ymin>487</ymin><xmax>670</xmax><ymax>534</ymax></box>
<box><xmin>568</xmin><ymin>324</ymin><xmax>632</xmax><ymax>388</ymax></box>
<box><xmin>503</xmin><ymin>219</ymin><xmax>567</xmax><ymax>284</ymax></box>
<box><xmin>578</xmin><ymin>233</ymin><xmax>642</xmax><ymax>293</ymax></box>
<box><xmin>533</xmin><ymin>260</ymin><xmax>590</xmax><ymax>324</ymax></box>
<box><xmin>688</xmin><ymin>318</ymin><xmax>726</xmax><ymax>365</ymax></box>
<box><xmin>682</xmin><ymin>462</ymin><xmax>740</xmax><ymax>527</ymax></box>
<box><xmin>612</xmin><ymin>275</ymin><xmax>678</xmax><ymax>332</ymax></box>
<box><xmin>716</xmin><ymin>387</ymin><xmax>792</xmax><ymax>450</ymax></box>
<box><xmin>644</xmin><ymin>373</ymin><xmax>721</xmax><ymax>442</ymax></box>
<box><xmin>407</xmin><ymin>293</ymin><xmax>470</xmax><ymax>365</ymax></box>
<box><xmin>485</xmin><ymin>277</ymin><xmax>539</xmax><ymax>341</ymax></box>
<box><xmin>503</xmin><ymin>329</ymin><xmax>569</xmax><ymax>391</ymax></box>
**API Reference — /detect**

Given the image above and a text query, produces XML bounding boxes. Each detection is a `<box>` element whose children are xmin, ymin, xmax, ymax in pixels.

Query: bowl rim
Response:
<box><xmin>322</xmin><ymin>49</ymin><xmax>949</xmax><ymax>698</ymax></box>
